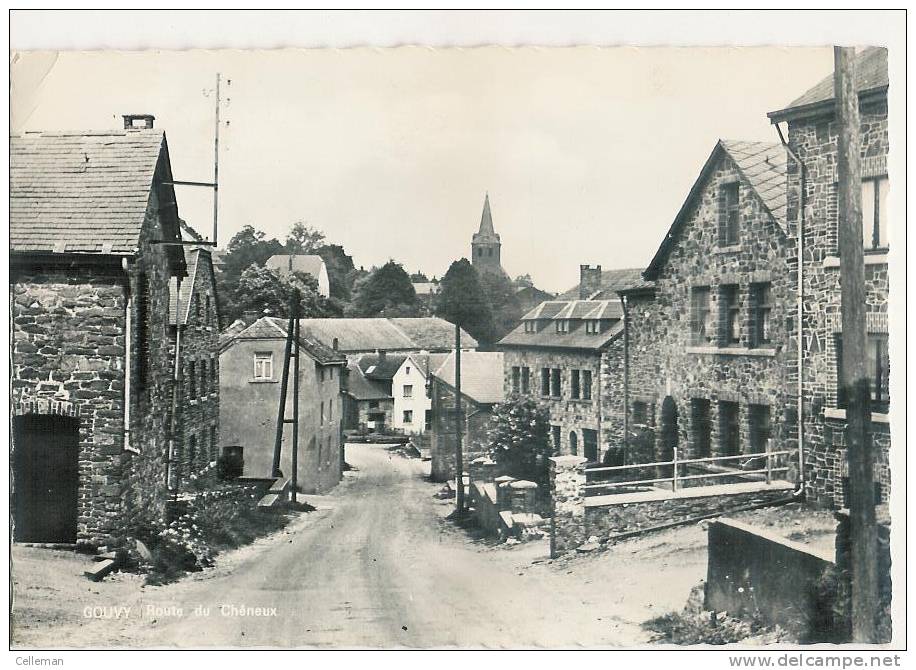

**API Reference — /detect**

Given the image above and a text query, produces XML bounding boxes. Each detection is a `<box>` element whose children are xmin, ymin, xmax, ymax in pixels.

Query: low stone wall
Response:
<box><xmin>705</xmin><ymin>518</ymin><xmax>837</xmax><ymax>640</ymax></box>
<box><xmin>585</xmin><ymin>485</ymin><xmax>795</xmax><ymax>538</ymax></box>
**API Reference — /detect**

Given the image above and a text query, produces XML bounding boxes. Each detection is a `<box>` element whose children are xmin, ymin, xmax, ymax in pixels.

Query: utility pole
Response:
<box><xmin>272</xmin><ymin>300</ymin><xmax>295</xmax><ymax>478</ymax></box>
<box><xmin>291</xmin><ymin>291</ymin><xmax>301</xmax><ymax>504</ymax></box>
<box><xmin>454</xmin><ymin>322</ymin><xmax>465</xmax><ymax>516</ymax></box>
<box><xmin>212</xmin><ymin>72</ymin><xmax>220</xmax><ymax>245</ymax></box>
<box><xmin>834</xmin><ymin>45</ymin><xmax>878</xmax><ymax>643</ymax></box>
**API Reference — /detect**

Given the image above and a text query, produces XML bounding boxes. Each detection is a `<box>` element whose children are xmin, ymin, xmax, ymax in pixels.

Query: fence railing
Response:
<box><xmin>584</xmin><ymin>449</ymin><xmax>792</xmax><ymax>494</ymax></box>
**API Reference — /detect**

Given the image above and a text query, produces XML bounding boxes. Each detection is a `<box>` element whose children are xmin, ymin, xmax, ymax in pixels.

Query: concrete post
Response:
<box><xmin>549</xmin><ymin>456</ymin><xmax>588</xmax><ymax>558</ymax></box>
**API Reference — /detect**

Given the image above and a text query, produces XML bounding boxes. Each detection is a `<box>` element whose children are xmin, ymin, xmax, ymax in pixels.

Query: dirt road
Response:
<box><xmin>15</xmin><ymin>444</ymin><xmax>678</xmax><ymax>648</ymax></box>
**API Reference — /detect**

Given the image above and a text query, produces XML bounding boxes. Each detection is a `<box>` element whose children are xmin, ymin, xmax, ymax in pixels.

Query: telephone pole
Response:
<box><xmin>834</xmin><ymin>45</ymin><xmax>879</xmax><ymax>643</ymax></box>
<box><xmin>454</xmin><ymin>322</ymin><xmax>465</xmax><ymax>516</ymax></box>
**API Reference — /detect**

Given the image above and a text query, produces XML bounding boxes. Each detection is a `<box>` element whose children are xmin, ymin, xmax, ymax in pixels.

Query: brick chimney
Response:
<box><xmin>123</xmin><ymin>114</ymin><xmax>155</xmax><ymax>130</ymax></box>
<box><xmin>579</xmin><ymin>264</ymin><xmax>603</xmax><ymax>299</ymax></box>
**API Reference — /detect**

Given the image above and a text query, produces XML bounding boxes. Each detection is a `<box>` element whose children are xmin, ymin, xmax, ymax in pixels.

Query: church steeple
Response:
<box><xmin>471</xmin><ymin>192</ymin><xmax>506</xmax><ymax>278</ymax></box>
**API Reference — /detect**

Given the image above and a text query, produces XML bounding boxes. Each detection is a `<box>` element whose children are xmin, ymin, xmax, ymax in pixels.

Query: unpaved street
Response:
<box><xmin>14</xmin><ymin>444</ymin><xmax>698</xmax><ymax>648</ymax></box>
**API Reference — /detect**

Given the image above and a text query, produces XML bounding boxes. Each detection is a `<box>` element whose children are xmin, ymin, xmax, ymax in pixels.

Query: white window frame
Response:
<box><xmin>254</xmin><ymin>352</ymin><xmax>273</xmax><ymax>380</ymax></box>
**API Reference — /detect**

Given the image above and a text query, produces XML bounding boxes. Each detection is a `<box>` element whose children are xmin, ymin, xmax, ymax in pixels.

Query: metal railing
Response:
<box><xmin>584</xmin><ymin>449</ymin><xmax>793</xmax><ymax>494</ymax></box>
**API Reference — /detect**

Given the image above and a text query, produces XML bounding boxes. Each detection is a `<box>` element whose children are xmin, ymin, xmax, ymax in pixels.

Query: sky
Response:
<box><xmin>11</xmin><ymin>47</ymin><xmax>834</xmax><ymax>293</ymax></box>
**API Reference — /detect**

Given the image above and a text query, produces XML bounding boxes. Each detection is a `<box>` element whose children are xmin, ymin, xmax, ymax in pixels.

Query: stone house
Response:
<box><xmin>11</xmin><ymin>120</ymin><xmax>187</xmax><ymax>547</ymax></box>
<box><xmin>618</xmin><ymin>139</ymin><xmax>793</xmax><ymax>478</ymax></box>
<box><xmin>342</xmin><ymin>359</ymin><xmax>395</xmax><ymax>432</ymax></box>
<box><xmin>219</xmin><ymin>317</ymin><xmax>347</xmax><ymax>494</ymax></box>
<box><xmin>429</xmin><ymin>351</ymin><xmax>505</xmax><ymax>481</ymax></box>
<box><xmin>767</xmin><ymin>47</ymin><xmax>891</xmax><ymax>507</ymax></box>
<box><xmin>169</xmin><ymin>237</ymin><xmax>221</xmax><ymax>485</ymax></box>
<box><xmin>497</xmin><ymin>265</ymin><xmax>646</xmax><ymax>463</ymax></box>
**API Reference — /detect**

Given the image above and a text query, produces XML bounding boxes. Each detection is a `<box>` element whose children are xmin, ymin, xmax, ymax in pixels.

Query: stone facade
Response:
<box><xmin>428</xmin><ymin>377</ymin><xmax>494</xmax><ymax>482</ymax></box>
<box><xmin>622</xmin><ymin>143</ymin><xmax>794</xmax><ymax>481</ymax></box>
<box><xmin>11</xmin><ymin>189</ymin><xmax>179</xmax><ymax>548</ymax></box>
<box><xmin>782</xmin><ymin>96</ymin><xmax>891</xmax><ymax>508</ymax></box>
<box><xmin>548</xmin><ymin>456</ymin><xmax>588</xmax><ymax>557</ymax></box>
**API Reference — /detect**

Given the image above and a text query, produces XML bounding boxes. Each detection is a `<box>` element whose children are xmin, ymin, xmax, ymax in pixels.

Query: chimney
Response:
<box><xmin>123</xmin><ymin>114</ymin><xmax>155</xmax><ymax>130</ymax></box>
<box><xmin>579</xmin><ymin>264</ymin><xmax>603</xmax><ymax>300</ymax></box>
<box><xmin>378</xmin><ymin>350</ymin><xmax>387</xmax><ymax>363</ymax></box>
<box><xmin>242</xmin><ymin>310</ymin><xmax>259</xmax><ymax>325</ymax></box>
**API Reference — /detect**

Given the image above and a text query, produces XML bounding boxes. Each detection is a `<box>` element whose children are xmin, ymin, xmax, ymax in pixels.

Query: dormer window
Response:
<box><xmin>524</xmin><ymin>320</ymin><xmax>536</xmax><ymax>333</ymax></box>
<box><xmin>585</xmin><ymin>320</ymin><xmax>600</xmax><ymax>334</ymax></box>
<box><xmin>555</xmin><ymin>320</ymin><xmax>570</xmax><ymax>334</ymax></box>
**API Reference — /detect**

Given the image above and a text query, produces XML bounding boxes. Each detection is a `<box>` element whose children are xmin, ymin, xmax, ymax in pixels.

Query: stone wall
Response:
<box><xmin>786</xmin><ymin>97</ymin><xmax>891</xmax><ymax>507</ymax></box>
<box><xmin>548</xmin><ymin>456</ymin><xmax>588</xmax><ymax>557</ymax></box>
<box><xmin>621</xmin><ymin>148</ymin><xmax>794</xmax><ymax>472</ymax></box>
<box><xmin>502</xmin><ymin>348</ymin><xmax>607</xmax><ymax>460</ymax></box>
<box><xmin>429</xmin><ymin>377</ymin><xmax>492</xmax><ymax>481</ymax></box>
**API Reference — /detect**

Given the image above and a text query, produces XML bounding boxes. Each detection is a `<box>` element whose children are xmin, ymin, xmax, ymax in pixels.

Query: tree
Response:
<box><xmin>285</xmin><ymin>222</ymin><xmax>326</xmax><ymax>255</ymax></box>
<box><xmin>315</xmin><ymin>243</ymin><xmax>357</xmax><ymax>301</ymax></box>
<box><xmin>435</xmin><ymin>259</ymin><xmax>494</xmax><ymax>345</ymax></box>
<box><xmin>223</xmin><ymin>225</ymin><xmax>284</xmax><ymax>278</ymax></box>
<box><xmin>231</xmin><ymin>264</ymin><xmax>332</xmax><ymax>322</ymax></box>
<box><xmin>479</xmin><ymin>271</ymin><xmax>523</xmax><ymax>342</ymax></box>
<box><xmin>347</xmin><ymin>261</ymin><xmax>420</xmax><ymax>318</ymax></box>
<box><xmin>514</xmin><ymin>274</ymin><xmax>534</xmax><ymax>289</ymax></box>
<box><xmin>487</xmin><ymin>396</ymin><xmax>553</xmax><ymax>490</ymax></box>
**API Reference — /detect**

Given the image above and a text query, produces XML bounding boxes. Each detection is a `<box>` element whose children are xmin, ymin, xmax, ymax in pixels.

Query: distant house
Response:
<box><xmin>169</xmin><ymin>237</ymin><xmax>221</xmax><ymax>486</ymax></box>
<box><xmin>351</xmin><ymin>352</ymin><xmax>436</xmax><ymax>434</ymax></box>
<box><xmin>343</xmin><ymin>359</ymin><xmax>394</xmax><ymax>432</ymax></box>
<box><xmin>412</xmin><ymin>281</ymin><xmax>440</xmax><ymax>315</ymax></box>
<box><xmin>265</xmin><ymin>253</ymin><xmax>330</xmax><ymax>297</ymax></box>
<box><xmin>219</xmin><ymin>317</ymin><xmax>347</xmax><ymax>494</ymax></box>
<box><xmin>515</xmin><ymin>284</ymin><xmax>555</xmax><ymax>316</ymax></box>
<box><xmin>297</xmin><ymin>317</ymin><xmax>478</xmax><ymax>355</ymax></box>
<box><xmin>428</xmin><ymin>351</ymin><xmax>505</xmax><ymax>481</ymax></box>
<box><xmin>11</xmin><ymin>118</ymin><xmax>188</xmax><ymax>548</ymax></box>
<box><xmin>557</xmin><ymin>265</ymin><xmax>649</xmax><ymax>301</ymax></box>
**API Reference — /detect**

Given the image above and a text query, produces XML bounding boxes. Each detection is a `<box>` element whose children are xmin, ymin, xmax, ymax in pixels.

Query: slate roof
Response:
<box><xmin>265</xmin><ymin>254</ymin><xmax>326</xmax><ymax>277</ymax></box>
<box><xmin>388</xmin><ymin>318</ymin><xmax>478</xmax><ymax>351</ymax></box>
<box><xmin>768</xmin><ymin>47</ymin><xmax>888</xmax><ymax>123</ymax></box>
<box><xmin>357</xmin><ymin>353</ymin><xmax>409</xmax><ymax>381</ymax></box>
<box><xmin>218</xmin><ymin>316</ymin><xmax>346</xmax><ymax>366</ymax></box>
<box><xmin>499</xmin><ymin>300</ymin><xmax>624</xmax><ymax>352</ymax></box>
<box><xmin>10</xmin><ymin>129</ymin><xmax>174</xmax><ymax>255</ymax></box>
<box><xmin>168</xmin><ymin>247</ymin><xmax>215</xmax><ymax>326</ymax></box>
<box><xmin>558</xmin><ymin>268</ymin><xmax>649</xmax><ymax>301</ymax></box>
<box><xmin>643</xmin><ymin>139</ymin><xmax>788</xmax><ymax>281</ymax></box>
<box><xmin>431</xmin><ymin>351</ymin><xmax>505</xmax><ymax>405</ymax></box>
<box><xmin>296</xmin><ymin>318</ymin><xmax>417</xmax><ymax>352</ymax></box>
<box><xmin>345</xmin><ymin>361</ymin><xmax>393</xmax><ymax>401</ymax></box>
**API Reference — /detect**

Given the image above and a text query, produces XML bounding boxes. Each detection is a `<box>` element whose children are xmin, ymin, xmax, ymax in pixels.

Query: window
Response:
<box><xmin>748</xmin><ymin>405</ymin><xmax>771</xmax><ymax>455</ymax></box>
<box><xmin>583</xmin><ymin>429</ymin><xmax>598</xmax><ymax>462</ymax></box>
<box><xmin>524</xmin><ymin>321</ymin><xmax>536</xmax><ymax>333</ymax></box>
<box><xmin>691</xmin><ymin>399</ymin><xmax>711</xmax><ymax>458</ymax></box>
<box><xmin>569</xmin><ymin>431</ymin><xmax>578</xmax><ymax>456</ymax></box>
<box><xmin>320</xmin><ymin>401</ymin><xmax>325</xmax><ymax>426</ymax></box>
<box><xmin>836</xmin><ymin>334</ymin><xmax>890</xmax><ymax>413</ymax></box>
<box><xmin>718</xmin><ymin>401</ymin><xmax>740</xmax><ymax>457</ymax></box>
<box><xmin>405</xmin><ymin>366</ymin><xmax>411</xmax><ymax>375</ymax></box>
<box><xmin>200</xmin><ymin>359</ymin><xmax>208</xmax><ymax>398</ymax></box>
<box><xmin>555</xmin><ymin>320</ymin><xmax>569</xmax><ymax>334</ymax></box>
<box><xmin>751</xmin><ymin>283</ymin><xmax>772</xmax><ymax>347</ymax></box>
<box><xmin>720</xmin><ymin>181</ymin><xmax>740</xmax><ymax>246</ymax></box>
<box><xmin>632</xmin><ymin>400</ymin><xmax>649</xmax><ymax>426</ymax></box>
<box><xmin>550</xmin><ymin>368</ymin><xmax>561</xmax><ymax>397</ymax></box>
<box><xmin>585</xmin><ymin>320</ymin><xmax>600</xmax><ymax>334</ymax></box>
<box><xmin>691</xmin><ymin>286</ymin><xmax>712</xmax><ymax>345</ymax></box>
<box><xmin>254</xmin><ymin>352</ymin><xmax>273</xmax><ymax>380</ymax></box>
<box><xmin>571</xmin><ymin>370</ymin><xmax>581</xmax><ymax>399</ymax></box>
<box><xmin>425</xmin><ymin>410</ymin><xmax>432</xmax><ymax>431</ymax></box>
<box><xmin>541</xmin><ymin>368</ymin><xmax>551</xmax><ymax>397</ymax></box>
<box><xmin>369</xmin><ymin>400</ymin><xmax>379</xmax><ymax>409</ymax></box>
<box><xmin>320</xmin><ymin>368</ymin><xmax>326</xmax><ymax>383</ymax></box>
<box><xmin>551</xmin><ymin>425</ymin><xmax>562</xmax><ymax>452</ymax></box>
<box><xmin>521</xmin><ymin>367</ymin><xmax>530</xmax><ymax>394</ymax></box>
<box><xmin>403</xmin><ymin>384</ymin><xmax>413</xmax><ymax>398</ymax></box>
<box><xmin>582</xmin><ymin>370</ymin><xmax>593</xmax><ymax>401</ymax></box>
<box><xmin>188</xmin><ymin>360</ymin><xmax>197</xmax><ymax>398</ymax></box>
<box><xmin>329</xmin><ymin>399</ymin><xmax>333</xmax><ymax>420</ymax></box>
<box><xmin>862</xmin><ymin>176</ymin><xmax>889</xmax><ymax>250</ymax></box>
<box><xmin>721</xmin><ymin>285</ymin><xmax>741</xmax><ymax>346</ymax></box>
<box><xmin>511</xmin><ymin>366</ymin><xmax>521</xmax><ymax>393</ymax></box>
<box><xmin>403</xmin><ymin>410</ymin><xmax>413</xmax><ymax>424</ymax></box>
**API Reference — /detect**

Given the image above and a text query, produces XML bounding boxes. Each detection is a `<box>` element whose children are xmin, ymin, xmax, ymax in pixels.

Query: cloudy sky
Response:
<box><xmin>12</xmin><ymin>46</ymin><xmax>833</xmax><ymax>292</ymax></box>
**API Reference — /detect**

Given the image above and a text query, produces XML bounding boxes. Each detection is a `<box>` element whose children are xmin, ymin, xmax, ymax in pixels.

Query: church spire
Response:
<box><xmin>478</xmin><ymin>192</ymin><xmax>495</xmax><ymax>236</ymax></box>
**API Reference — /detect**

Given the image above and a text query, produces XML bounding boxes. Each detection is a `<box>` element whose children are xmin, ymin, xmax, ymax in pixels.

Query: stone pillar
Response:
<box><xmin>510</xmin><ymin>480</ymin><xmax>538</xmax><ymax>513</ymax></box>
<box><xmin>549</xmin><ymin>456</ymin><xmax>588</xmax><ymax>558</ymax></box>
<box><xmin>468</xmin><ymin>456</ymin><xmax>498</xmax><ymax>483</ymax></box>
<box><xmin>494</xmin><ymin>475</ymin><xmax>515</xmax><ymax>510</ymax></box>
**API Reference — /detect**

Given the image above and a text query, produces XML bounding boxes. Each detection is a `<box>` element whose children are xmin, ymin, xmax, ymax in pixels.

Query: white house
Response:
<box><xmin>265</xmin><ymin>254</ymin><xmax>331</xmax><ymax>298</ymax></box>
<box><xmin>355</xmin><ymin>352</ymin><xmax>440</xmax><ymax>435</ymax></box>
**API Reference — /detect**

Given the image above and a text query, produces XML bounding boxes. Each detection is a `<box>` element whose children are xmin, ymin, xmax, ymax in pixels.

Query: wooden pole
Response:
<box><xmin>834</xmin><ymin>45</ymin><xmax>878</xmax><ymax>643</ymax></box>
<box><xmin>212</xmin><ymin>73</ymin><xmax>220</xmax><ymax>245</ymax></box>
<box><xmin>291</xmin><ymin>291</ymin><xmax>301</xmax><ymax>503</ymax></box>
<box><xmin>271</xmin><ymin>306</ymin><xmax>295</xmax><ymax>478</ymax></box>
<box><xmin>454</xmin><ymin>322</ymin><xmax>465</xmax><ymax>516</ymax></box>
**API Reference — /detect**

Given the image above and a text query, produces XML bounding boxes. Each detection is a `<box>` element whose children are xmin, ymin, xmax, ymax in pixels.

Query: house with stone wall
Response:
<box><xmin>617</xmin><ymin>139</ymin><xmax>794</xmax><ymax>480</ymax></box>
<box><xmin>11</xmin><ymin>118</ymin><xmax>187</xmax><ymax>548</ymax></box>
<box><xmin>497</xmin><ymin>265</ymin><xmax>646</xmax><ymax>463</ymax></box>
<box><xmin>169</xmin><ymin>232</ymin><xmax>221</xmax><ymax>486</ymax></box>
<box><xmin>219</xmin><ymin>317</ymin><xmax>347</xmax><ymax>494</ymax></box>
<box><xmin>767</xmin><ymin>46</ymin><xmax>891</xmax><ymax>508</ymax></box>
